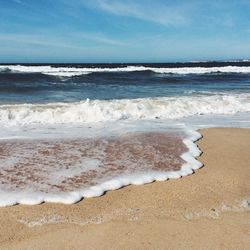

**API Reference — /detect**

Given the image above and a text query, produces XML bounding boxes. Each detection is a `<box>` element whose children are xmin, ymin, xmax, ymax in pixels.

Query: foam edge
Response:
<box><xmin>0</xmin><ymin>130</ymin><xmax>203</xmax><ymax>207</ymax></box>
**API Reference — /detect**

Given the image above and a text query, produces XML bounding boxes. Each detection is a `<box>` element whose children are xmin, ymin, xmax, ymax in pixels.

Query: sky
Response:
<box><xmin>0</xmin><ymin>0</ymin><xmax>250</xmax><ymax>63</ymax></box>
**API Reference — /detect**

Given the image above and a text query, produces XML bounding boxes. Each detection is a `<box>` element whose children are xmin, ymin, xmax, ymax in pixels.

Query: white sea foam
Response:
<box><xmin>1</xmin><ymin>65</ymin><xmax>250</xmax><ymax>76</ymax></box>
<box><xmin>0</xmin><ymin>130</ymin><xmax>202</xmax><ymax>207</ymax></box>
<box><xmin>0</xmin><ymin>94</ymin><xmax>249</xmax><ymax>126</ymax></box>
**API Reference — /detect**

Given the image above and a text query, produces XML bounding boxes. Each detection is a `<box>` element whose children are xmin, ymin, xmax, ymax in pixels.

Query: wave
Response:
<box><xmin>0</xmin><ymin>130</ymin><xmax>202</xmax><ymax>207</ymax></box>
<box><xmin>0</xmin><ymin>94</ymin><xmax>249</xmax><ymax>126</ymax></box>
<box><xmin>1</xmin><ymin>65</ymin><xmax>250</xmax><ymax>77</ymax></box>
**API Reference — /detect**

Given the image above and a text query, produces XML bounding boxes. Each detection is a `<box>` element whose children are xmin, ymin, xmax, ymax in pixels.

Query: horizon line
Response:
<box><xmin>0</xmin><ymin>59</ymin><xmax>250</xmax><ymax>65</ymax></box>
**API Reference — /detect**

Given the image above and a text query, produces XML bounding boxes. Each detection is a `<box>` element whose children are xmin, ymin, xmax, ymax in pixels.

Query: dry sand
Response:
<box><xmin>0</xmin><ymin>128</ymin><xmax>250</xmax><ymax>250</ymax></box>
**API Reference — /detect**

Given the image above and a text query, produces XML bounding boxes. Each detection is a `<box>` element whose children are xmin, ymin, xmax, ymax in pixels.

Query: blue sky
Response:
<box><xmin>0</xmin><ymin>0</ymin><xmax>250</xmax><ymax>62</ymax></box>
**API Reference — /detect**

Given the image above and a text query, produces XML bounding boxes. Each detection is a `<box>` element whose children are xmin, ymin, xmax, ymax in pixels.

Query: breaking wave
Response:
<box><xmin>1</xmin><ymin>65</ymin><xmax>250</xmax><ymax>77</ymax></box>
<box><xmin>0</xmin><ymin>94</ymin><xmax>249</xmax><ymax>126</ymax></box>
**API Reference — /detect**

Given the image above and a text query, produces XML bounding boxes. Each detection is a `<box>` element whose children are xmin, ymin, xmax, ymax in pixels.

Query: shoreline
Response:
<box><xmin>0</xmin><ymin>130</ymin><xmax>201</xmax><ymax>207</ymax></box>
<box><xmin>0</xmin><ymin>128</ymin><xmax>250</xmax><ymax>249</ymax></box>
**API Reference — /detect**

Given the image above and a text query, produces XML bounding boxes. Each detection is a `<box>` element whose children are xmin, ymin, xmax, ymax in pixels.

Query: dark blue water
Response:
<box><xmin>1</xmin><ymin>62</ymin><xmax>250</xmax><ymax>104</ymax></box>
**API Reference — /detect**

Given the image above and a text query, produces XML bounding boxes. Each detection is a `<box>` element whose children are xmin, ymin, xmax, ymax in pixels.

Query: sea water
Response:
<box><xmin>0</xmin><ymin>61</ymin><xmax>249</xmax><ymax>206</ymax></box>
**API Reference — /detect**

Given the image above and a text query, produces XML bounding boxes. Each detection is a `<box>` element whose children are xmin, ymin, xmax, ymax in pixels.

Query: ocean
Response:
<box><xmin>0</xmin><ymin>61</ymin><xmax>250</xmax><ymax>206</ymax></box>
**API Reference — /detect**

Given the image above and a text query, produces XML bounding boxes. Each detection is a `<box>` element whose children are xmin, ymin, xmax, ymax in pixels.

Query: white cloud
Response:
<box><xmin>12</xmin><ymin>0</ymin><xmax>24</xmax><ymax>4</ymax></box>
<box><xmin>86</xmin><ymin>0</ymin><xmax>189</xmax><ymax>27</ymax></box>
<box><xmin>0</xmin><ymin>34</ymin><xmax>82</xmax><ymax>49</ymax></box>
<box><xmin>0</xmin><ymin>32</ymin><xmax>127</xmax><ymax>49</ymax></box>
<box><xmin>78</xmin><ymin>32</ymin><xmax>128</xmax><ymax>46</ymax></box>
<box><xmin>11</xmin><ymin>0</ymin><xmax>29</xmax><ymax>7</ymax></box>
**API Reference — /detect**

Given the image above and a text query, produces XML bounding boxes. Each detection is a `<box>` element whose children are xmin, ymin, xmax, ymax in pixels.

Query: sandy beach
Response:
<box><xmin>0</xmin><ymin>128</ymin><xmax>249</xmax><ymax>250</ymax></box>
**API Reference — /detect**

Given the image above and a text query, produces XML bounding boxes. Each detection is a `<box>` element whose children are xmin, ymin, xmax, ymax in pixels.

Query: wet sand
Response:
<box><xmin>0</xmin><ymin>128</ymin><xmax>250</xmax><ymax>249</ymax></box>
<box><xmin>0</xmin><ymin>132</ymin><xmax>185</xmax><ymax>193</ymax></box>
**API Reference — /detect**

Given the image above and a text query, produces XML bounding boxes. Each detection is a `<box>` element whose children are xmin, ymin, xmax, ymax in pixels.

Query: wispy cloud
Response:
<box><xmin>0</xmin><ymin>34</ymin><xmax>82</xmax><ymax>49</ymax></box>
<box><xmin>11</xmin><ymin>0</ymin><xmax>30</xmax><ymax>7</ymax></box>
<box><xmin>85</xmin><ymin>0</ymin><xmax>189</xmax><ymax>27</ymax></box>
<box><xmin>0</xmin><ymin>32</ymin><xmax>127</xmax><ymax>49</ymax></box>
<box><xmin>11</xmin><ymin>0</ymin><xmax>24</xmax><ymax>4</ymax></box>
<box><xmin>78</xmin><ymin>32</ymin><xmax>128</xmax><ymax>46</ymax></box>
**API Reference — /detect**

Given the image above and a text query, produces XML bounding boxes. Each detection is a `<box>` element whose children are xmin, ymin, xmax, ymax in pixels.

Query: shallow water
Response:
<box><xmin>0</xmin><ymin>61</ymin><xmax>249</xmax><ymax>206</ymax></box>
<box><xmin>0</xmin><ymin>132</ymin><xmax>186</xmax><ymax>194</ymax></box>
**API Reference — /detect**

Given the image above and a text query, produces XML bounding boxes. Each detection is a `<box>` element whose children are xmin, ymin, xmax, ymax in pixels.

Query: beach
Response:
<box><xmin>0</xmin><ymin>127</ymin><xmax>249</xmax><ymax>249</ymax></box>
<box><xmin>1</xmin><ymin>0</ymin><xmax>250</xmax><ymax>248</ymax></box>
